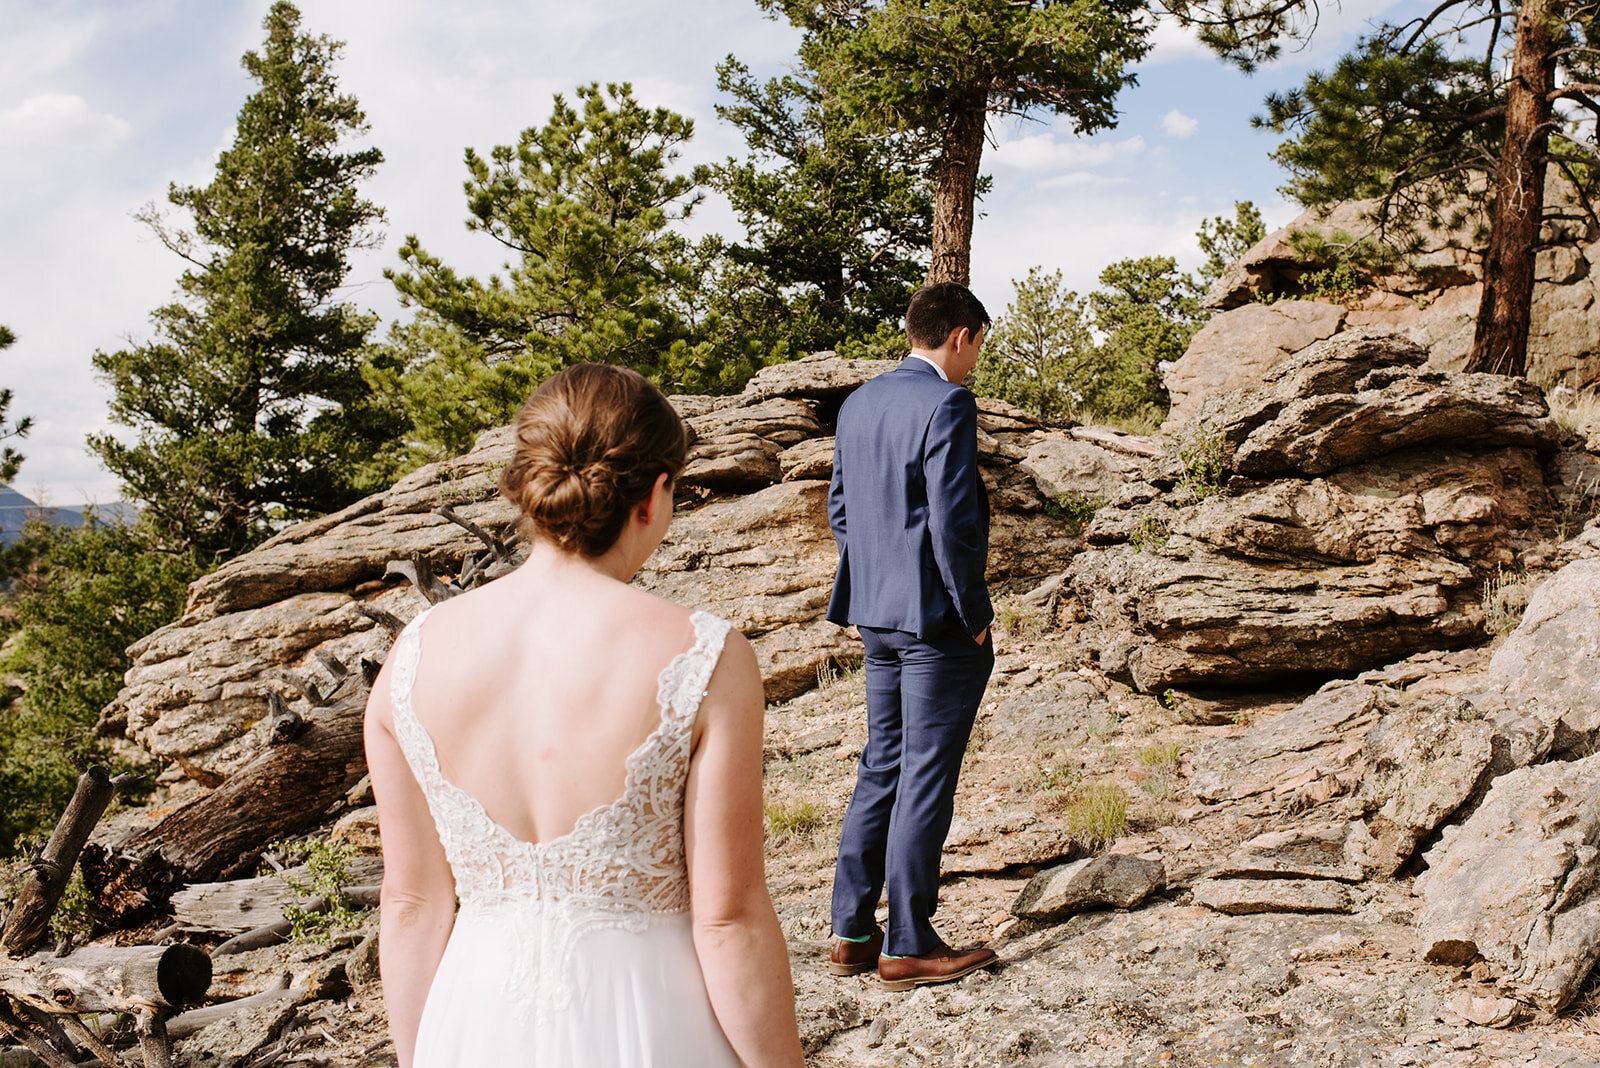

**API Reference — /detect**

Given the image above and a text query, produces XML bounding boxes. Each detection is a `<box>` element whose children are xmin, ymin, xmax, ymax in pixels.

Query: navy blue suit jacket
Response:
<box><xmin>826</xmin><ymin>358</ymin><xmax>992</xmax><ymax>639</ymax></box>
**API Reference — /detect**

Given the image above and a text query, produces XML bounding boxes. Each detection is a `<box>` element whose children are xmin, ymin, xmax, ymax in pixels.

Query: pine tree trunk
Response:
<box><xmin>928</xmin><ymin>88</ymin><xmax>988</xmax><ymax>288</ymax></box>
<box><xmin>1468</xmin><ymin>0</ymin><xmax>1557</xmax><ymax>376</ymax></box>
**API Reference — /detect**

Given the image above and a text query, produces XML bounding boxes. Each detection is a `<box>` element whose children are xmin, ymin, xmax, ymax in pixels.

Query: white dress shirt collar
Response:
<box><xmin>905</xmin><ymin>353</ymin><xmax>949</xmax><ymax>381</ymax></box>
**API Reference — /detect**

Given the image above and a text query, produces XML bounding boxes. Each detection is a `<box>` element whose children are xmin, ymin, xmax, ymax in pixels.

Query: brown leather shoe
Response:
<box><xmin>878</xmin><ymin>942</ymin><xmax>998</xmax><ymax>991</ymax></box>
<box><xmin>828</xmin><ymin>928</ymin><xmax>885</xmax><ymax>975</ymax></box>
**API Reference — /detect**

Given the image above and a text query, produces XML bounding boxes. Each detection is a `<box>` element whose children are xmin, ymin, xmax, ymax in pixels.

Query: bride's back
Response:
<box><xmin>404</xmin><ymin>569</ymin><xmax>698</xmax><ymax>848</ymax></box>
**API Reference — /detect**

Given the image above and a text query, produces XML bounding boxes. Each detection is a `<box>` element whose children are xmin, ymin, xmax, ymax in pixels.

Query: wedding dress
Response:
<box><xmin>389</xmin><ymin>607</ymin><xmax>743</xmax><ymax>1066</ymax></box>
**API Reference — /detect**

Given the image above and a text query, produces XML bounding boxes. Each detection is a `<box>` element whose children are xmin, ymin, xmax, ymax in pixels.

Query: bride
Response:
<box><xmin>364</xmin><ymin>364</ymin><xmax>805</xmax><ymax>1067</ymax></box>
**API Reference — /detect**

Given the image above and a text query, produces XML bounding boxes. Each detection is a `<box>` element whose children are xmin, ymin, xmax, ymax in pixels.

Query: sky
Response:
<box><xmin>0</xmin><ymin>0</ymin><xmax>1420</xmax><ymax>506</ymax></box>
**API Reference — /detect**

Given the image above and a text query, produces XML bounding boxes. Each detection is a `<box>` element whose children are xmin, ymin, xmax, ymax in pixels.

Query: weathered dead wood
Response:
<box><xmin>355</xmin><ymin>603</ymin><xmax>405</xmax><ymax>639</ymax></box>
<box><xmin>0</xmin><ymin>944</ymin><xmax>209</xmax><ymax>1016</ymax></box>
<box><xmin>210</xmin><ymin>886</ymin><xmax>381</xmax><ymax>958</ymax></box>
<box><xmin>165</xmin><ymin>977</ymin><xmax>304</xmax><ymax>1042</ymax></box>
<box><xmin>169</xmin><ymin>864</ymin><xmax>383</xmax><ymax>936</ymax></box>
<box><xmin>134</xmin><ymin>1010</ymin><xmax>170</xmax><ymax>1068</ymax></box>
<box><xmin>83</xmin><ymin>698</ymin><xmax>368</xmax><ymax>927</ymax></box>
<box><xmin>56</xmin><ymin>1013</ymin><xmax>126</xmax><ymax>1068</ymax></box>
<box><xmin>386</xmin><ymin>556</ymin><xmax>456</xmax><ymax>604</ymax></box>
<box><xmin>0</xmin><ymin>1002</ymin><xmax>74</xmax><ymax>1068</ymax></box>
<box><xmin>2</xmin><ymin>767</ymin><xmax>120</xmax><ymax>957</ymax></box>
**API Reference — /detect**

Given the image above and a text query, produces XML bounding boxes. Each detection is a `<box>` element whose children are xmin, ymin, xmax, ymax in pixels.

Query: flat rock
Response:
<box><xmin>1012</xmin><ymin>853</ymin><xmax>1165</xmax><ymax>920</ymax></box>
<box><xmin>1191</xmin><ymin>877</ymin><xmax>1354</xmax><ymax>915</ymax></box>
<box><xmin>1164</xmin><ymin>301</ymin><xmax>1348</xmax><ymax>429</ymax></box>
<box><xmin>1189</xmin><ymin>682</ymin><xmax>1391</xmax><ymax>804</ymax></box>
<box><xmin>1209</xmin><ymin>822</ymin><xmax>1373</xmax><ymax>883</ymax></box>
<box><xmin>1416</xmin><ymin>752</ymin><xmax>1600</xmax><ymax>1014</ymax></box>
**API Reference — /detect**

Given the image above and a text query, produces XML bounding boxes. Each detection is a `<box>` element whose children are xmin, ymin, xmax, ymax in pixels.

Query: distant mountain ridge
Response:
<box><xmin>0</xmin><ymin>486</ymin><xmax>137</xmax><ymax>545</ymax></box>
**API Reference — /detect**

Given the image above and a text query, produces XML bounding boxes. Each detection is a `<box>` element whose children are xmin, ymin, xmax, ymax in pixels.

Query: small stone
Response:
<box><xmin>963</xmin><ymin>912</ymin><xmax>983</xmax><ymax>925</ymax></box>
<box><xmin>1449</xmin><ymin>991</ymin><xmax>1519</xmax><ymax>1028</ymax></box>
<box><xmin>993</xmin><ymin>918</ymin><xmax>1018</xmax><ymax>940</ymax></box>
<box><xmin>1273</xmin><ymin>1039</ymin><xmax>1293</xmax><ymax>1052</ymax></box>
<box><xmin>1138</xmin><ymin>940</ymin><xmax>1159</xmax><ymax>954</ymax></box>
<box><xmin>1449</xmin><ymin>1034</ymin><xmax>1478</xmax><ymax>1050</ymax></box>
<box><xmin>866</xmin><ymin>1017</ymin><xmax>892</xmax><ymax>1047</ymax></box>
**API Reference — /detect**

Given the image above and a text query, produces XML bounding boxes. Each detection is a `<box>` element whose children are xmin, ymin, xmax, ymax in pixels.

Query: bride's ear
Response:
<box><xmin>639</xmin><ymin>472</ymin><xmax>672</xmax><ymax>526</ymax></box>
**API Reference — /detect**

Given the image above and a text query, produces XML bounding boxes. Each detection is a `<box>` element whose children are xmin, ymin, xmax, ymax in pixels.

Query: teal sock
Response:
<box><xmin>837</xmin><ymin>933</ymin><xmax>871</xmax><ymax>943</ymax></box>
<box><xmin>882</xmin><ymin>953</ymin><xmax>907</xmax><ymax>959</ymax></box>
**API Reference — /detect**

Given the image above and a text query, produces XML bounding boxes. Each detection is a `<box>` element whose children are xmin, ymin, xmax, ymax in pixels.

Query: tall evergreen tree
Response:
<box><xmin>699</xmin><ymin>57</ymin><xmax>934</xmax><ymax>359</ymax></box>
<box><xmin>0</xmin><ymin>326</ymin><xmax>32</xmax><ymax>485</ymax></box>
<box><xmin>1233</xmin><ymin>0</ymin><xmax>1599</xmax><ymax>375</ymax></box>
<box><xmin>760</xmin><ymin>0</ymin><xmax>1154</xmax><ymax>287</ymax></box>
<box><xmin>89</xmin><ymin>2</ymin><xmax>391</xmax><ymax>559</ymax></box>
<box><xmin>371</xmin><ymin>83</ymin><xmax>709</xmax><ymax>467</ymax></box>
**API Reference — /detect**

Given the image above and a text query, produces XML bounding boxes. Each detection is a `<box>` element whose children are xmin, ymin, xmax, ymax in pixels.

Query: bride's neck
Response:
<box><xmin>518</xmin><ymin>537</ymin><xmax>636</xmax><ymax>585</ymax></box>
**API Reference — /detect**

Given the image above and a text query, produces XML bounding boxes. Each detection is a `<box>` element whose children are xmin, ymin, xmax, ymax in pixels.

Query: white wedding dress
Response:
<box><xmin>390</xmin><ymin>607</ymin><xmax>743</xmax><ymax>1066</ymax></box>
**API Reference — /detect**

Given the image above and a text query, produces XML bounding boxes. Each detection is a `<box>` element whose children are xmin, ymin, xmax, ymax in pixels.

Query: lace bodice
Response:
<box><xmin>389</xmin><ymin>607</ymin><xmax>732</xmax><ymax>1011</ymax></box>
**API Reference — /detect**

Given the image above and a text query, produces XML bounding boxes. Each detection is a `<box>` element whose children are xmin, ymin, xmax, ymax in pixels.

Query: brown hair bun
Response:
<box><xmin>499</xmin><ymin>364</ymin><xmax>688</xmax><ymax>557</ymax></box>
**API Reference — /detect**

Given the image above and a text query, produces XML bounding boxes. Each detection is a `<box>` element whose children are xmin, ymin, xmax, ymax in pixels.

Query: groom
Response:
<box><xmin>825</xmin><ymin>282</ymin><xmax>998</xmax><ymax>990</ymax></box>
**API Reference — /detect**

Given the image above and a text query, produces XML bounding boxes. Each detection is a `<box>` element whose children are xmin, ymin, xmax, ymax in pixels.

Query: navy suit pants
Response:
<box><xmin>831</xmin><ymin>624</ymin><xmax>994</xmax><ymax>957</ymax></box>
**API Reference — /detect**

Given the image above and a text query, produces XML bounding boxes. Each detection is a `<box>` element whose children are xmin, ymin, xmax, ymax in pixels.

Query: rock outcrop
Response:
<box><xmin>109</xmin><ymin>353</ymin><xmax>1084</xmax><ymax>781</ymax></box>
<box><xmin>1168</xmin><ymin>177</ymin><xmax>1600</xmax><ymax>427</ymax></box>
<box><xmin>1066</xmin><ymin>331</ymin><xmax>1563</xmax><ymax>691</ymax></box>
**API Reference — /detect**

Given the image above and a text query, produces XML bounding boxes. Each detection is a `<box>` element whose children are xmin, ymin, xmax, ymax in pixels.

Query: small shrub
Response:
<box><xmin>1300</xmin><ymin>260</ymin><xmax>1367</xmax><ymax>304</ymax></box>
<box><xmin>1030</xmin><ymin>756</ymin><xmax>1082</xmax><ymax>809</ymax></box>
<box><xmin>1177</xmin><ymin>423</ymin><xmax>1227</xmax><ymax>500</ymax></box>
<box><xmin>1044</xmin><ymin>493</ymin><xmax>1102</xmax><ymax>535</ymax></box>
<box><xmin>51</xmin><ymin>869</ymin><xmax>95</xmax><ymax>944</ymax></box>
<box><xmin>270</xmin><ymin>839</ymin><xmax>366</xmax><ymax>943</ymax></box>
<box><xmin>815</xmin><ymin>661</ymin><xmax>841</xmax><ymax>690</ymax></box>
<box><xmin>1137</xmin><ymin>741</ymin><xmax>1182</xmax><ymax>770</ymax></box>
<box><xmin>1128</xmin><ymin>513</ymin><xmax>1172</xmax><ymax>552</ymax></box>
<box><xmin>1137</xmin><ymin>742</ymin><xmax>1183</xmax><ymax>801</ymax></box>
<box><xmin>1481</xmin><ymin>567</ymin><xmax>1531</xmax><ymax>636</ymax></box>
<box><xmin>1545</xmin><ymin>384</ymin><xmax>1600</xmax><ymax>435</ymax></box>
<box><xmin>996</xmin><ymin>605</ymin><xmax>1046</xmax><ymax>640</ymax></box>
<box><xmin>1086</xmin><ymin>708</ymin><xmax>1120</xmax><ymax>738</ymax></box>
<box><xmin>1065</xmin><ymin>783</ymin><xmax>1129</xmax><ymax>849</ymax></box>
<box><xmin>765</xmin><ymin>799</ymin><xmax>823</xmax><ymax>839</ymax></box>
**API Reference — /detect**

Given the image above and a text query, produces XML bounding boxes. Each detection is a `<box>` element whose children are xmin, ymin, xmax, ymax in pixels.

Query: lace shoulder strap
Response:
<box><xmin>656</xmin><ymin>610</ymin><xmax>733</xmax><ymax>730</ymax></box>
<box><xmin>387</xmin><ymin>606</ymin><xmax>441</xmax><ymax>786</ymax></box>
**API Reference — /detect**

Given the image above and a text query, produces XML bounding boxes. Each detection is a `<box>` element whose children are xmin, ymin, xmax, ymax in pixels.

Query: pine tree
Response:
<box><xmin>760</xmin><ymin>0</ymin><xmax>1154</xmax><ymax>286</ymax></box>
<box><xmin>89</xmin><ymin>2</ymin><xmax>392</xmax><ymax>559</ymax></box>
<box><xmin>1197</xmin><ymin>201</ymin><xmax>1267</xmax><ymax>288</ymax></box>
<box><xmin>698</xmin><ymin>57</ymin><xmax>934</xmax><ymax>360</ymax></box>
<box><xmin>971</xmin><ymin>268</ymin><xmax>1094</xmax><ymax>420</ymax></box>
<box><xmin>0</xmin><ymin>326</ymin><xmax>32</xmax><ymax>485</ymax></box>
<box><xmin>1248</xmin><ymin>0</ymin><xmax>1599</xmax><ymax>375</ymax></box>
<box><xmin>372</xmin><ymin>83</ymin><xmax>709</xmax><ymax>467</ymax></box>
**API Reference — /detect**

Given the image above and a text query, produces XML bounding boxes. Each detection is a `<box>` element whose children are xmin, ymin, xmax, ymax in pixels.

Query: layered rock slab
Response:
<box><xmin>1067</xmin><ymin>332</ymin><xmax>1561</xmax><ymax>691</ymax></box>
<box><xmin>112</xmin><ymin>353</ymin><xmax>1084</xmax><ymax>781</ymax></box>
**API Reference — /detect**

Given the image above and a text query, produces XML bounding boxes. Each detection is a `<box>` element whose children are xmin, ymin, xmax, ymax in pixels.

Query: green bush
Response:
<box><xmin>0</xmin><ymin>517</ymin><xmax>203</xmax><ymax>856</ymax></box>
<box><xmin>271</xmin><ymin>838</ymin><xmax>368</xmax><ymax>942</ymax></box>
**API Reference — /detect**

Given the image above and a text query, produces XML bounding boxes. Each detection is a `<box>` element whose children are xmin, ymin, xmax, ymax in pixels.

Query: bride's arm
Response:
<box><xmin>685</xmin><ymin>631</ymin><xmax>806</xmax><ymax>1068</ymax></box>
<box><xmin>365</xmin><ymin>662</ymin><xmax>456</xmax><ymax>1068</ymax></box>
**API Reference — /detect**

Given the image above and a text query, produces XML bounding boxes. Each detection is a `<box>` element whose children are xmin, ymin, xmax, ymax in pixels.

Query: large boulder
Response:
<box><xmin>110</xmin><ymin>353</ymin><xmax>1085</xmax><ymax>782</ymax></box>
<box><xmin>1067</xmin><ymin>332</ymin><xmax>1561</xmax><ymax>691</ymax></box>
<box><xmin>1416</xmin><ymin>753</ymin><xmax>1600</xmax><ymax>1016</ymax></box>
<box><xmin>1478</xmin><ymin>558</ymin><xmax>1600</xmax><ymax>755</ymax></box>
<box><xmin>1176</xmin><ymin>179</ymin><xmax>1600</xmax><ymax>427</ymax></box>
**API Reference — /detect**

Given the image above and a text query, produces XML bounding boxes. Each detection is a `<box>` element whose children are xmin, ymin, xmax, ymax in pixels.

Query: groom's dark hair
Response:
<box><xmin>905</xmin><ymin>282</ymin><xmax>990</xmax><ymax>350</ymax></box>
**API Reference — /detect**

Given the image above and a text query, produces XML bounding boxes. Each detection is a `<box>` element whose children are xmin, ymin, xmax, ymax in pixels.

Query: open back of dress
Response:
<box><xmin>390</xmin><ymin>607</ymin><xmax>741</xmax><ymax>1066</ymax></box>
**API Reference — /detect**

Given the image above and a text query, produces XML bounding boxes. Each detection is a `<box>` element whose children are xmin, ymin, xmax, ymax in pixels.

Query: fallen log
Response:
<box><xmin>169</xmin><ymin>863</ymin><xmax>383</xmax><ymax>935</ymax></box>
<box><xmin>165</xmin><ymin>977</ymin><xmax>304</xmax><ymax>1042</ymax></box>
<box><xmin>2</xmin><ymin>768</ymin><xmax>123</xmax><ymax>957</ymax></box>
<box><xmin>83</xmin><ymin>696</ymin><xmax>368</xmax><ymax>926</ymax></box>
<box><xmin>0</xmin><ymin>944</ymin><xmax>210</xmax><ymax>1016</ymax></box>
<box><xmin>211</xmin><ymin>886</ymin><xmax>381</xmax><ymax>958</ymax></box>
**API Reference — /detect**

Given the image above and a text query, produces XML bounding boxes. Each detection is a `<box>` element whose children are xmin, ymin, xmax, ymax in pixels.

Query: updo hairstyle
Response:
<box><xmin>499</xmin><ymin>363</ymin><xmax>689</xmax><ymax>558</ymax></box>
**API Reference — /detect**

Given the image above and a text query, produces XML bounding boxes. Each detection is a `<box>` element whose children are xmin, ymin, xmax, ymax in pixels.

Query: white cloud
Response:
<box><xmin>989</xmin><ymin>131</ymin><xmax>1146</xmax><ymax>172</ymax></box>
<box><xmin>0</xmin><ymin>93</ymin><xmax>130</xmax><ymax>151</ymax></box>
<box><xmin>1037</xmin><ymin>172</ymin><xmax>1133</xmax><ymax>191</ymax></box>
<box><xmin>1162</xmin><ymin>109</ymin><xmax>1199</xmax><ymax>139</ymax></box>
